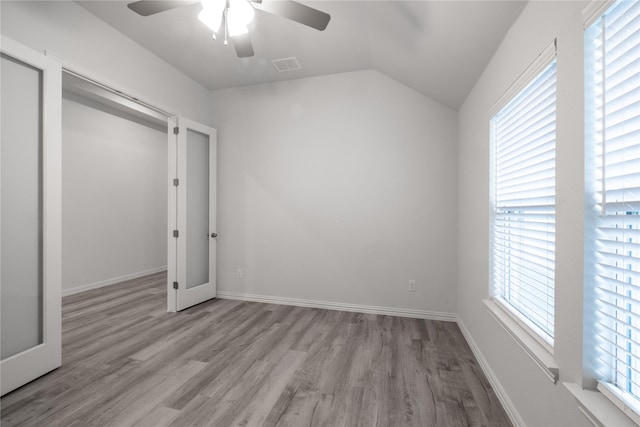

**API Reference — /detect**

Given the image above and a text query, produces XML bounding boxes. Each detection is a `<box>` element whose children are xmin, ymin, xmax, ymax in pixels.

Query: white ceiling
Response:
<box><xmin>78</xmin><ymin>0</ymin><xmax>526</xmax><ymax>110</ymax></box>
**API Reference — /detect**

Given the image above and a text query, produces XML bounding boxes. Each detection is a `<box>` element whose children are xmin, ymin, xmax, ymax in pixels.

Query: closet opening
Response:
<box><xmin>61</xmin><ymin>72</ymin><xmax>169</xmax><ymax>300</ymax></box>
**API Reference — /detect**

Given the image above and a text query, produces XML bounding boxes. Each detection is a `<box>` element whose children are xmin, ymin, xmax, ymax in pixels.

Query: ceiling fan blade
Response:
<box><xmin>127</xmin><ymin>1</ymin><xmax>198</xmax><ymax>16</ymax></box>
<box><xmin>256</xmin><ymin>0</ymin><xmax>330</xmax><ymax>31</ymax></box>
<box><xmin>232</xmin><ymin>34</ymin><xmax>255</xmax><ymax>58</ymax></box>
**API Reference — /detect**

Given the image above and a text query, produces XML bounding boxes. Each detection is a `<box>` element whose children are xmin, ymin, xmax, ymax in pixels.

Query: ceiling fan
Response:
<box><xmin>127</xmin><ymin>0</ymin><xmax>331</xmax><ymax>58</ymax></box>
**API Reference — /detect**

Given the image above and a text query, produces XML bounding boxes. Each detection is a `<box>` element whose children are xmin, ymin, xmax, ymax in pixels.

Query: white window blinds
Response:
<box><xmin>491</xmin><ymin>59</ymin><xmax>557</xmax><ymax>347</ymax></box>
<box><xmin>587</xmin><ymin>0</ymin><xmax>640</xmax><ymax>404</ymax></box>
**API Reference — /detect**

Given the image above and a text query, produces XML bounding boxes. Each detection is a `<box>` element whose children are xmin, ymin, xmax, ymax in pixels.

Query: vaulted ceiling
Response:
<box><xmin>78</xmin><ymin>1</ymin><xmax>526</xmax><ymax>110</ymax></box>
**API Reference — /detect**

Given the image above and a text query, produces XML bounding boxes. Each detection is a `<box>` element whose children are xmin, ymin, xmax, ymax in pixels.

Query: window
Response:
<box><xmin>490</xmin><ymin>53</ymin><xmax>557</xmax><ymax>349</ymax></box>
<box><xmin>586</xmin><ymin>0</ymin><xmax>640</xmax><ymax>414</ymax></box>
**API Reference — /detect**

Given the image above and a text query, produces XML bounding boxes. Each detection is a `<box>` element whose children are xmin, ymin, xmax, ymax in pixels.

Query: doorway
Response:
<box><xmin>61</xmin><ymin>73</ymin><xmax>168</xmax><ymax>298</ymax></box>
<box><xmin>60</xmin><ymin>70</ymin><xmax>219</xmax><ymax>313</ymax></box>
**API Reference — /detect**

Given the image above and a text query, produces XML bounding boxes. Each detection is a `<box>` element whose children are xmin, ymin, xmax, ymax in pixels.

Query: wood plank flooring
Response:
<box><xmin>1</xmin><ymin>272</ymin><xmax>512</xmax><ymax>426</ymax></box>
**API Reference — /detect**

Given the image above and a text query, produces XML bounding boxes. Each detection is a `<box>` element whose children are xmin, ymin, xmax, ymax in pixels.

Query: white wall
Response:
<box><xmin>211</xmin><ymin>69</ymin><xmax>458</xmax><ymax>315</ymax></box>
<box><xmin>61</xmin><ymin>94</ymin><xmax>167</xmax><ymax>292</ymax></box>
<box><xmin>457</xmin><ymin>1</ymin><xmax>591</xmax><ymax>426</ymax></box>
<box><xmin>0</xmin><ymin>1</ymin><xmax>212</xmax><ymax>126</ymax></box>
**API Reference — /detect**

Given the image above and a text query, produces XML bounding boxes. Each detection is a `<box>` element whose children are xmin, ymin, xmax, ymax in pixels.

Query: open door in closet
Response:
<box><xmin>167</xmin><ymin>117</ymin><xmax>217</xmax><ymax>311</ymax></box>
<box><xmin>1</xmin><ymin>36</ymin><xmax>62</xmax><ymax>396</ymax></box>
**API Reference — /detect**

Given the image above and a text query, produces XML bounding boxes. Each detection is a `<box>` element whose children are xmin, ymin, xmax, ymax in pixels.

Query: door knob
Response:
<box><xmin>210</xmin><ymin>232</ymin><xmax>217</xmax><ymax>238</ymax></box>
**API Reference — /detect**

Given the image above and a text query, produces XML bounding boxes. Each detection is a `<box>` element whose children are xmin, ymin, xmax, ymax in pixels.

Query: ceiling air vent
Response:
<box><xmin>271</xmin><ymin>57</ymin><xmax>301</xmax><ymax>72</ymax></box>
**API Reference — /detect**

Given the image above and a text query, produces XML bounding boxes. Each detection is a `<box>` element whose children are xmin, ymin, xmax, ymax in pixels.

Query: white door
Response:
<box><xmin>0</xmin><ymin>37</ymin><xmax>62</xmax><ymax>396</ymax></box>
<box><xmin>167</xmin><ymin>117</ymin><xmax>217</xmax><ymax>312</ymax></box>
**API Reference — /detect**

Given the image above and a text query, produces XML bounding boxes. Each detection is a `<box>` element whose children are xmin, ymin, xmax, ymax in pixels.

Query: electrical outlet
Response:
<box><xmin>236</xmin><ymin>268</ymin><xmax>243</xmax><ymax>279</ymax></box>
<box><xmin>408</xmin><ymin>280</ymin><xmax>417</xmax><ymax>292</ymax></box>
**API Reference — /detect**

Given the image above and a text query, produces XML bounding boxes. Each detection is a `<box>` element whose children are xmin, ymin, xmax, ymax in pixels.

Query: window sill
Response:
<box><xmin>597</xmin><ymin>382</ymin><xmax>640</xmax><ymax>426</ymax></box>
<box><xmin>564</xmin><ymin>382</ymin><xmax>638</xmax><ymax>427</ymax></box>
<box><xmin>484</xmin><ymin>299</ymin><xmax>559</xmax><ymax>383</ymax></box>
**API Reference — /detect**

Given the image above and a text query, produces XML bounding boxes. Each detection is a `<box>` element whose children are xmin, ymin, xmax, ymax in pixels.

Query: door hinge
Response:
<box><xmin>173</xmin><ymin>281</ymin><xmax>179</xmax><ymax>290</ymax></box>
<box><xmin>173</xmin><ymin>178</ymin><xmax>179</xmax><ymax>186</ymax></box>
<box><xmin>173</xmin><ymin>126</ymin><xmax>179</xmax><ymax>135</ymax></box>
<box><xmin>173</xmin><ymin>230</ymin><xmax>179</xmax><ymax>238</ymax></box>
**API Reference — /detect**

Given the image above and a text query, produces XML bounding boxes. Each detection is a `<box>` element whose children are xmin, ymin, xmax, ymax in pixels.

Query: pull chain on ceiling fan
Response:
<box><xmin>127</xmin><ymin>0</ymin><xmax>331</xmax><ymax>58</ymax></box>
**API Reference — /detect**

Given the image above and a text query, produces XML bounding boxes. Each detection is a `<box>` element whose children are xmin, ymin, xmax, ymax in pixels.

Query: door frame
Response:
<box><xmin>1</xmin><ymin>36</ymin><xmax>62</xmax><ymax>396</ymax></box>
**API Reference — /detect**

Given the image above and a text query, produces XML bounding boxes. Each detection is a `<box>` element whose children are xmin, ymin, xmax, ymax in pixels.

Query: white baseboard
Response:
<box><xmin>62</xmin><ymin>266</ymin><xmax>167</xmax><ymax>297</ymax></box>
<box><xmin>457</xmin><ymin>316</ymin><xmax>527</xmax><ymax>427</ymax></box>
<box><xmin>216</xmin><ymin>290</ymin><xmax>457</xmax><ymax>322</ymax></box>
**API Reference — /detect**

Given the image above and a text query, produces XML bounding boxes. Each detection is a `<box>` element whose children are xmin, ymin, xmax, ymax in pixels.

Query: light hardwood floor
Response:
<box><xmin>1</xmin><ymin>272</ymin><xmax>511</xmax><ymax>426</ymax></box>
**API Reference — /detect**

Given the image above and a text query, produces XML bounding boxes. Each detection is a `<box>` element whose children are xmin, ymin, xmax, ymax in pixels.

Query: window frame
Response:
<box><xmin>584</xmin><ymin>0</ymin><xmax>640</xmax><ymax>422</ymax></box>
<box><xmin>488</xmin><ymin>41</ymin><xmax>558</xmax><ymax>370</ymax></box>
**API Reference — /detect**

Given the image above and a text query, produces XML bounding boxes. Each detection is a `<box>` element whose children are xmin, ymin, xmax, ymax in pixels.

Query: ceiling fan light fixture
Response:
<box><xmin>198</xmin><ymin>0</ymin><xmax>225</xmax><ymax>32</ymax></box>
<box><xmin>228</xmin><ymin>0</ymin><xmax>254</xmax><ymax>26</ymax></box>
<box><xmin>227</xmin><ymin>13</ymin><xmax>249</xmax><ymax>36</ymax></box>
